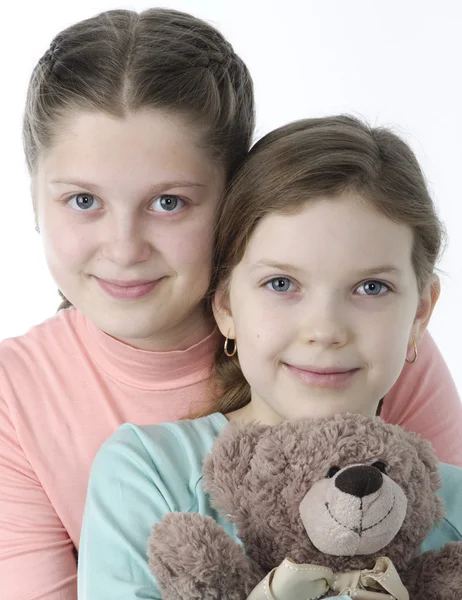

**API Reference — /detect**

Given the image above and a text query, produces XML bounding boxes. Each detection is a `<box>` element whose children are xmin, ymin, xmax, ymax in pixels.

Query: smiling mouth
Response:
<box><xmin>99</xmin><ymin>279</ymin><xmax>155</xmax><ymax>287</ymax></box>
<box><xmin>94</xmin><ymin>276</ymin><xmax>163</xmax><ymax>299</ymax></box>
<box><xmin>286</xmin><ymin>364</ymin><xmax>357</xmax><ymax>374</ymax></box>
<box><xmin>284</xmin><ymin>364</ymin><xmax>359</xmax><ymax>388</ymax></box>
<box><xmin>325</xmin><ymin>495</ymin><xmax>396</xmax><ymax>536</ymax></box>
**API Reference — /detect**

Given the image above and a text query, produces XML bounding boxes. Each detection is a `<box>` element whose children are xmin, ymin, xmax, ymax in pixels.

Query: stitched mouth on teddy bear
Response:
<box><xmin>325</xmin><ymin>491</ymin><xmax>396</xmax><ymax>536</ymax></box>
<box><xmin>299</xmin><ymin>463</ymin><xmax>408</xmax><ymax>556</ymax></box>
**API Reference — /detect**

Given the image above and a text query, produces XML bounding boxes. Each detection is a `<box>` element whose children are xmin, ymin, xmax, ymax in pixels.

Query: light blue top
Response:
<box><xmin>78</xmin><ymin>414</ymin><xmax>462</xmax><ymax>599</ymax></box>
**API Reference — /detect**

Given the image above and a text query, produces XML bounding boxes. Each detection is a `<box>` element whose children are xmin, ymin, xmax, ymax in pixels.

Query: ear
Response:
<box><xmin>404</xmin><ymin>430</ymin><xmax>445</xmax><ymax>523</ymax></box>
<box><xmin>30</xmin><ymin>179</ymin><xmax>39</xmax><ymax>230</ymax></box>
<box><xmin>212</xmin><ymin>287</ymin><xmax>236</xmax><ymax>340</ymax></box>
<box><xmin>407</xmin><ymin>432</ymin><xmax>442</xmax><ymax>491</ymax></box>
<box><xmin>410</xmin><ymin>274</ymin><xmax>440</xmax><ymax>346</ymax></box>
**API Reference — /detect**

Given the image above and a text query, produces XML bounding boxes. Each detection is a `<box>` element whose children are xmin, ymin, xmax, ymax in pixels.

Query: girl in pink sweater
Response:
<box><xmin>1</xmin><ymin>7</ymin><xmax>461</xmax><ymax>600</ymax></box>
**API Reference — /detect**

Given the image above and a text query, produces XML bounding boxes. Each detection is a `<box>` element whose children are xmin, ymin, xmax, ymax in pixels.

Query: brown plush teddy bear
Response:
<box><xmin>148</xmin><ymin>413</ymin><xmax>462</xmax><ymax>599</ymax></box>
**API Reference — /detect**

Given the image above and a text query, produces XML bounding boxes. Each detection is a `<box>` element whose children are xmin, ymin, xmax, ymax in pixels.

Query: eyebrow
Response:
<box><xmin>250</xmin><ymin>260</ymin><xmax>303</xmax><ymax>274</ymax></box>
<box><xmin>49</xmin><ymin>178</ymin><xmax>207</xmax><ymax>191</ymax></box>
<box><xmin>251</xmin><ymin>260</ymin><xmax>402</xmax><ymax>277</ymax></box>
<box><xmin>354</xmin><ymin>266</ymin><xmax>402</xmax><ymax>277</ymax></box>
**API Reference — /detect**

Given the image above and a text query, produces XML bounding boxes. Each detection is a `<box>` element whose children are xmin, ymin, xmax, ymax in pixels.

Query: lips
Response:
<box><xmin>94</xmin><ymin>276</ymin><xmax>162</xmax><ymax>299</ymax></box>
<box><xmin>289</xmin><ymin>365</ymin><xmax>356</xmax><ymax>375</ymax></box>
<box><xmin>99</xmin><ymin>278</ymin><xmax>156</xmax><ymax>286</ymax></box>
<box><xmin>284</xmin><ymin>363</ymin><xmax>360</xmax><ymax>389</ymax></box>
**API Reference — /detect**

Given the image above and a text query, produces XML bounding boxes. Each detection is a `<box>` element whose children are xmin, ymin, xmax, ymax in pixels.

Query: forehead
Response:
<box><xmin>36</xmin><ymin>109</ymin><xmax>223</xmax><ymax>184</ymax></box>
<box><xmin>243</xmin><ymin>192</ymin><xmax>414</xmax><ymax>270</ymax></box>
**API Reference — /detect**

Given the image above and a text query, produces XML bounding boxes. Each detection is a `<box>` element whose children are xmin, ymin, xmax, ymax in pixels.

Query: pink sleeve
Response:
<box><xmin>0</xmin><ymin>394</ymin><xmax>77</xmax><ymax>600</ymax></box>
<box><xmin>382</xmin><ymin>331</ymin><xmax>462</xmax><ymax>466</ymax></box>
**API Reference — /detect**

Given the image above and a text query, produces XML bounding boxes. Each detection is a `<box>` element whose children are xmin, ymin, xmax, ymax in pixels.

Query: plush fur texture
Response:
<box><xmin>148</xmin><ymin>413</ymin><xmax>462</xmax><ymax>599</ymax></box>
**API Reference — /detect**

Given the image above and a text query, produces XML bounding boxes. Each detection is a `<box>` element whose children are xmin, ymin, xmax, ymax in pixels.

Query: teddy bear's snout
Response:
<box><xmin>334</xmin><ymin>465</ymin><xmax>383</xmax><ymax>498</ymax></box>
<box><xmin>300</xmin><ymin>462</ymin><xmax>408</xmax><ymax>556</ymax></box>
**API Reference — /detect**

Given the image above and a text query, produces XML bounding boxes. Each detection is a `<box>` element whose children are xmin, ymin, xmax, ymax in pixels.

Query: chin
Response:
<box><xmin>81</xmin><ymin>303</ymin><xmax>157</xmax><ymax>340</ymax></box>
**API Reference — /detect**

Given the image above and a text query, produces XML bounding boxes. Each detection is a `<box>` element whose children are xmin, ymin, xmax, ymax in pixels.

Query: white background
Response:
<box><xmin>1</xmin><ymin>1</ymin><xmax>461</xmax><ymax>392</ymax></box>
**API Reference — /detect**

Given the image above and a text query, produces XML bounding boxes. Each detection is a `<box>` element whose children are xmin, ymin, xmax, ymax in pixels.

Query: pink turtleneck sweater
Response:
<box><xmin>0</xmin><ymin>308</ymin><xmax>461</xmax><ymax>600</ymax></box>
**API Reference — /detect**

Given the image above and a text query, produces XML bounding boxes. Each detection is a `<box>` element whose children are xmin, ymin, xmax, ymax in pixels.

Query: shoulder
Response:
<box><xmin>0</xmin><ymin>308</ymin><xmax>78</xmax><ymax>370</ymax></box>
<box><xmin>90</xmin><ymin>414</ymin><xmax>228</xmax><ymax>510</ymax></box>
<box><xmin>140</xmin><ymin>412</ymin><xmax>229</xmax><ymax>451</ymax></box>
<box><xmin>437</xmin><ymin>462</ymin><xmax>462</xmax><ymax>537</ymax></box>
<box><xmin>421</xmin><ymin>462</ymin><xmax>462</xmax><ymax>552</ymax></box>
<box><xmin>0</xmin><ymin>308</ymin><xmax>80</xmax><ymax>408</ymax></box>
<box><xmin>381</xmin><ymin>331</ymin><xmax>462</xmax><ymax>466</ymax></box>
<box><xmin>103</xmin><ymin>413</ymin><xmax>228</xmax><ymax>456</ymax></box>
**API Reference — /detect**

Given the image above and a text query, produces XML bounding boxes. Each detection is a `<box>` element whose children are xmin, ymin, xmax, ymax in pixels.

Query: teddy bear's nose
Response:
<box><xmin>334</xmin><ymin>465</ymin><xmax>383</xmax><ymax>497</ymax></box>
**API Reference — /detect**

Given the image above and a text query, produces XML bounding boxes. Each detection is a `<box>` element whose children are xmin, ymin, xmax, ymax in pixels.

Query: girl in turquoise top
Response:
<box><xmin>78</xmin><ymin>116</ymin><xmax>462</xmax><ymax>599</ymax></box>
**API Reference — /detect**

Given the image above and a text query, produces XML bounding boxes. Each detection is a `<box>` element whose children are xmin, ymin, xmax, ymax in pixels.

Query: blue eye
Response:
<box><xmin>68</xmin><ymin>193</ymin><xmax>100</xmax><ymax>211</ymax></box>
<box><xmin>356</xmin><ymin>280</ymin><xmax>389</xmax><ymax>296</ymax></box>
<box><xmin>151</xmin><ymin>195</ymin><xmax>186</xmax><ymax>213</ymax></box>
<box><xmin>267</xmin><ymin>277</ymin><xmax>295</xmax><ymax>293</ymax></box>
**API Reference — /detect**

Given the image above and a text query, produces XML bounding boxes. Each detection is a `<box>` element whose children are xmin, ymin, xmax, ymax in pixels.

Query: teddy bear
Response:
<box><xmin>148</xmin><ymin>413</ymin><xmax>462</xmax><ymax>599</ymax></box>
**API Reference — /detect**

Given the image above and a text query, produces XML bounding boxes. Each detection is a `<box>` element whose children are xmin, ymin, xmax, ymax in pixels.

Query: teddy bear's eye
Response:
<box><xmin>326</xmin><ymin>466</ymin><xmax>341</xmax><ymax>478</ymax></box>
<box><xmin>372</xmin><ymin>461</ymin><xmax>387</xmax><ymax>474</ymax></box>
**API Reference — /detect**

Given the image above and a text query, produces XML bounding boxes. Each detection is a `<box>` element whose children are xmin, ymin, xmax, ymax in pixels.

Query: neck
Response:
<box><xmin>226</xmin><ymin>393</ymin><xmax>381</xmax><ymax>425</ymax></box>
<box><xmin>114</xmin><ymin>313</ymin><xmax>215</xmax><ymax>352</ymax></box>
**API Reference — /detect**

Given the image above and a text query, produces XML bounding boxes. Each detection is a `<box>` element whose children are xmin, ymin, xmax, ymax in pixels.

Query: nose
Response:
<box><xmin>101</xmin><ymin>215</ymin><xmax>152</xmax><ymax>267</ymax></box>
<box><xmin>298</xmin><ymin>298</ymin><xmax>349</xmax><ymax>348</ymax></box>
<box><xmin>335</xmin><ymin>465</ymin><xmax>383</xmax><ymax>498</ymax></box>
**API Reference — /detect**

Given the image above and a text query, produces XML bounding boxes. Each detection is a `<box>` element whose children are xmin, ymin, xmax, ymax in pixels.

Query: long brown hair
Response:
<box><xmin>202</xmin><ymin>115</ymin><xmax>444</xmax><ymax>417</ymax></box>
<box><xmin>23</xmin><ymin>8</ymin><xmax>255</xmax><ymax>310</ymax></box>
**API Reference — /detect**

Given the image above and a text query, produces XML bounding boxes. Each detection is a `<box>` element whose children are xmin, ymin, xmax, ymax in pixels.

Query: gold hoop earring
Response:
<box><xmin>223</xmin><ymin>336</ymin><xmax>237</xmax><ymax>357</ymax></box>
<box><xmin>405</xmin><ymin>337</ymin><xmax>418</xmax><ymax>364</ymax></box>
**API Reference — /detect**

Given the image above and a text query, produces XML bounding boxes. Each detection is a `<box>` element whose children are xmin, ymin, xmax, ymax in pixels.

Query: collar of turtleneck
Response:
<box><xmin>76</xmin><ymin>309</ymin><xmax>219</xmax><ymax>391</ymax></box>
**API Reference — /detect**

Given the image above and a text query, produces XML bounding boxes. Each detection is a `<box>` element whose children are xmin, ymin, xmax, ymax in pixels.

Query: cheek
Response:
<box><xmin>233</xmin><ymin>299</ymin><xmax>289</xmax><ymax>358</ymax></box>
<box><xmin>42</xmin><ymin>217</ymin><xmax>92</xmax><ymax>270</ymax></box>
<box><xmin>362</xmin><ymin>307</ymin><xmax>414</xmax><ymax>369</ymax></box>
<box><xmin>159</xmin><ymin>219</ymin><xmax>214</xmax><ymax>277</ymax></box>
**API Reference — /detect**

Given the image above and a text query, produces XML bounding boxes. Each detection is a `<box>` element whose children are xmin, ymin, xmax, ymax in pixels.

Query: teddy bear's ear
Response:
<box><xmin>406</xmin><ymin>432</ymin><xmax>442</xmax><ymax>492</ymax></box>
<box><xmin>397</xmin><ymin>428</ymin><xmax>439</xmax><ymax>488</ymax></box>
<box><xmin>202</xmin><ymin>421</ymin><xmax>269</xmax><ymax>516</ymax></box>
